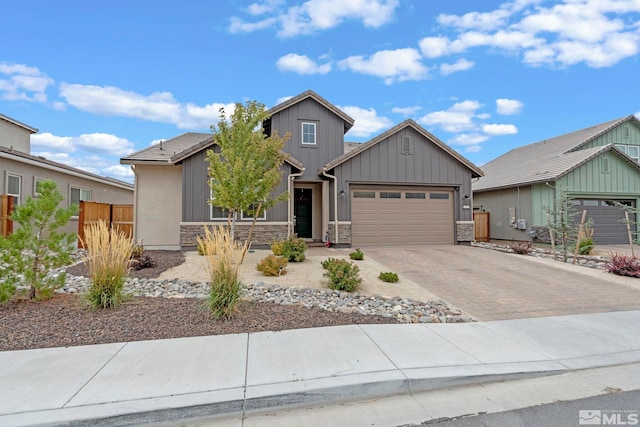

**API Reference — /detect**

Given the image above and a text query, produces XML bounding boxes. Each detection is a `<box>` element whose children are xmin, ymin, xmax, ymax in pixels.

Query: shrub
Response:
<box><xmin>379</xmin><ymin>272</ymin><xmax>399</xmax><ymax>283</ymax></box>
<box><xmin>129</xmin><ymin>254</ymin><xmax>157</xmax><ymax>271</ymax></box>
<box><xmin>605</xmin><ymin>252</ymin><xmax>640</xmax><ymax>278</ymax></box>
<box><xmin>199</xmin><ymin>225</ymin><xmax>243</xmax><ymax>319</ymax></box>
<box><xmin>281</xmin><ymin>235</ymin><xmax>307</xmax><ymax>262</ymax></box>
<box><xmin>131</xmin><ymin>243</ymin><xmax>145</xmax><ymax>259</ymax></box>
<box><xmin>509</xmin><ymin>240</ymin><xmax>532</xmax><ymax>255</ymax></box>
<box><xmin>83</xmin><ymin>220</ymin><xmax>134</xmax><ymax>309</ymax></box>
<box><xmin>322</xmin><ymin>257</ymin><xmax>362</xmax><ymax>292</ymax></box>
<box><xmin>270</xmin><ymin>240</ymin><xmax>285</xmax><ymax>256</ymax></box>
<box><xmin>0</xmin><ymin>180</ymin><xmax>77</xmax><ymax>304</ymax></box>
<box><xmin>349</xmin><ymin>248</ymin><xmax>364</xmax><ymax>260</ymax></box>
<box><xmin>578</xmin><ymin>237</ymin><xmax>595</xmax><ymax>256</ymax></box>
<box><xmin>256</xmin><ymin>255</ymin><xmax>288</xmax><ymax>276</ymax></box>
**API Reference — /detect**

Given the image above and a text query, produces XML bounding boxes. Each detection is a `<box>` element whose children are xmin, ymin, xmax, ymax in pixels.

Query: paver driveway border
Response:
<box><xmin>363</xmin><ymin>245</ymin><xmax>640</xmax><ymax>321</ymax></box>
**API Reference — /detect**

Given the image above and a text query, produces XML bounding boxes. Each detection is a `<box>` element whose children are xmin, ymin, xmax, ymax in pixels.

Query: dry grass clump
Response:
<box><xmin>82</xmin><ymin>220</ymin><xmax>134</xmax><ymax>309</ymax></box>
<box><xmin>197</xmin><ymin>225</ymin><xmax>243</xmax><ymax>319</ymax></box>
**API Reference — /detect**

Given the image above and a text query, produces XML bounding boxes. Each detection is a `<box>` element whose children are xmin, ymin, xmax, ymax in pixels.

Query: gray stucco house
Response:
<box><xmin>121</xmin><ymin>90</ymin><xmax>483</xmax><ymax>250</ymax></box>
<box><xmin>473</xmin><ymin>115</ymin><xmax>640</xmax><ymax>244</ymax></box>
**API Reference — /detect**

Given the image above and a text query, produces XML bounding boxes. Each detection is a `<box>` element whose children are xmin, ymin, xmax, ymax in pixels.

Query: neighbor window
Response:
<box><xmin>353</xmin><ymin>191</ymin><xmax>375</xmax><ymax>198</ymax></box>
<box><xmin>615</xmin><ymin>144</ymin><xmax>640</xmax><ymax>163</ymax></box>
<box><xmin>380</xmin><ymin>191</ymin><xmax>401</xmax><ymax>199</ymax></box>
<box><xmin>34</xmin><ymin>178</ymin><xmax>46</xmax><ymax>196</ymax></box>
<box><xmin>70</xmin><ymin>186</ymin><xmax>92</xmax><ymax>206</ymax></box>
<box><xmin>301</xmin><ymin>122</ymin><xmax>316</xmax><ymax>145</ymax></box>
<box><xmin>430</xmin><ymin>193</ymin><xmax>449</xmax><ymax>200</ymax></box>
<box><xmin>7</xmin><ymin>173</ymin><xmax>21</xmax><ymax>205</ymax></box>
<box><xmin>406</xmin><ymin>192</ymin><xmax>426</xmax><ymax>199</ymax></box>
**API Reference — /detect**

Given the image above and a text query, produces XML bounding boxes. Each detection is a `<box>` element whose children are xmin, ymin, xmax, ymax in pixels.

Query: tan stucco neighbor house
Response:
<box><xmin>1</xmin><ymin>112</ymin><xmax>134</xmax><ymax>233</ymax></box>
<box><xmin>121</xmin><ymin>90</ymin><xmax>483</xmax><ymax>250</ymax></box>
<box><xmin>473</xmin><ymin>115</ymin><xmax>640</xmax><ymax>244</ymax></box>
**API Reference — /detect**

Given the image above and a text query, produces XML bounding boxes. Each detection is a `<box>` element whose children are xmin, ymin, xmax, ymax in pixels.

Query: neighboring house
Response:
<box><xmin>1</xmin><ymin>112</ymin><xmax>134</xmax><ymax>234</ymax></box>
<box><xmin>473</xmin><ymin>115</ymin><xmax>640</xmax><ymax>244</ymax></box>
<box><xmin>121</xmin><ymin>90</ymin><xmax>483</xmax><ymax>250</ymax></box>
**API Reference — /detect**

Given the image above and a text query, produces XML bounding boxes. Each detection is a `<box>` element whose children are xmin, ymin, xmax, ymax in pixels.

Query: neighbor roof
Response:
<box><xmin>267</xmin><ymin>90</ymin><xmax>355</xmax><ymax>133</ymax></box>
<box><xmin>322</xmin><ymin>119</ymin><xmax>484</xmax><ymax>178</ymax></box>
<box><xmin>0</xmin><ymin>112</ymin><xmax>38</xmax><ymax>134</ymax></box>
<box><xmin>473</xmin><ymin>115</ymin><xmax>640</xmax><ymax>192</ymax></box>
<box><xmin>120</xmin><ymin>132</ymin><xmax>304</xmax><ymax>170</ymax></box>
<box><xmin>0</xmin><ymin>145</ymin><xmax>133</xmax><ymax>190</ymax></box>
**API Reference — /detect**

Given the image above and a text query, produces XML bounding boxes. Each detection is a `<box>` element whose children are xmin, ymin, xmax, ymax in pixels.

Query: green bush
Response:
<box><xmin>282</xmin><ymin>236</ymin><xmax>307</xmax><ymax>262</ymax></box>
<box><xmin>321</xmin><ymin>257</ymin><xmax>362</xmax><ymax>292</ymax></box>
<box><xmin>579</xmin><ymin>237</ymin><xmax>595</xmax><ymax>255</ymax></box>
<box><xmin>270</xmin><ymin>240</ymin><xmax>285</xmax><ymax>256</ymax></box>
<box><xmin>349</xmin><ymin>248</ymin><xmax>364</xmax><ymax>260</ymax></box>
<box><xmin>378</xmin><ymin>272</ymin><xmax>399</xmax><ymax>283</ymax></box>
<box><xmin>256</xmin><ymin>255</ymin><xmax>288</xmax><ymax>276</ymax></box>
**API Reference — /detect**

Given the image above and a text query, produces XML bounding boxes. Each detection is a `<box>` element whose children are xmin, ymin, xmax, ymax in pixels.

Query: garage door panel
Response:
<box><xmin>575</xmin><ymin>199</ymin><xmax>635</xmax><ymax>245</ymax></box>
<box><xmin>352</xmin><ymin>187</ymin><xmax>454</xmax><ymax>245</ymax></box>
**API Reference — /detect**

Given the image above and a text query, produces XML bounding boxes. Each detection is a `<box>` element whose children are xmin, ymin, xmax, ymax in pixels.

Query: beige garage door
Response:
<box><xmin>351</xmin><ymin>187</ymin><xmax>454</xmax><ymax>245</ymax></box>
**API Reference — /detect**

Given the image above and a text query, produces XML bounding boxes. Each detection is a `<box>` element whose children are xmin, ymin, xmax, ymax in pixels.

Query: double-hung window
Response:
<box><xmin>301</xmin><ymin>122</ymin><xmax>316</xmax><ymax>145</ymax></box>
<box><xmin>7</xmin><ymin>173</ymin><xmax>21</xmax><ymax>205</ymax></box>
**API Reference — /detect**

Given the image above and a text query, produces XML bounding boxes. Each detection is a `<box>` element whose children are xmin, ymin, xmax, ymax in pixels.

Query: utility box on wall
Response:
<box><xmin>516</xmin><ymin>218</ymin><xmax>526</xmax><ymax>230</ymax></box>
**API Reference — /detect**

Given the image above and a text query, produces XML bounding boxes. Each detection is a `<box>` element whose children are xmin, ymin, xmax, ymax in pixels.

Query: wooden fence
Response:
<box><xmin>473</xmin><ymin>211</ymin><xmax>490</xmax><ymax>242</ymax></box>
<box><xmin>78</xmin><ymin>201</ymin><xmax>134</xmax><ymax>248</ymax></box>
<box><xmin>1</xmin><ymin>194</ymin><xmax>14</xmax><ymax>238</ymax></box>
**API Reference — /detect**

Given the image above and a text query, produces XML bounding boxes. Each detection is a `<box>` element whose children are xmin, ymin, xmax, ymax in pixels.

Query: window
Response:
<box><xmin>7</xmin><ymin>173</ymin><xmax>21</xmax><ymax>205</ymax></box>
<box><xmin>615</xmin><ymin>144</ymin><xmax>640</xmax><ymax>163</ymax></box>
<box><xmin>353</xmin><ymin>191</ymin><xmax>375</xmax><ymax>198</ymax></box>
<box><xmin>380</xmin><ymin>191</ymin><xmax>401</xmax><ymax>199</ymax></box>
<box><xmin>301</xmin><ymin>122</ymin><xmax>316</xmax><ymax>145</ymax></box>
<box><xmin>430</xmin><ymin>193</ymin><xmax>449</xmax><ymax>200</ymax></box>
<box><xmin>34</xmin><ymin>178</ymin><xmax>46</xmax><ymax>196</ymax></box>
<box><xmin>406</xmin><ymin>192</ymin><xmax>426</xmax><ymax>199</ymax></box>
<box><xmin>70</xmin><ymin>186</ymin><xmax>92</xmax><ymax>206</ymax></box>
<box><xmin>209</xmin><ymin>187</ymin><xmax>230</xmax><ymax>220</ymax></box>
<box><xmin>241</xmin><ymin>204</ymin><xmax>267</xmax><ymax>220</ymax></box>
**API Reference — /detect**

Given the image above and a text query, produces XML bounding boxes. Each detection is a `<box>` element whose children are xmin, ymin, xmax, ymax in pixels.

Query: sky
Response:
<box><xmin>1</xmin><ymin>0</ymin><xmax>640</xmax><ymax>184</ymax></box>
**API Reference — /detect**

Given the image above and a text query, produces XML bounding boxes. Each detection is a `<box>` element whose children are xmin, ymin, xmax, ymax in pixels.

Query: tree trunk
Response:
<box><xmin>241</xmin><ymin>202</ymin><xmax>262</xmax><ymax>264</ymax></box>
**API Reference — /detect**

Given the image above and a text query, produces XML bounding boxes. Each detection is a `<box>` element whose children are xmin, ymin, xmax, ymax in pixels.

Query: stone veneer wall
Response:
<box><xmin>531</xmin><ymin>226</ymin><xmax>551</xmax><ymax>243</ymax></box>
<box><xmin>180</xmin><ymin>223</ymin><xmax>288</xmax><ymax>249</ymax></box>
<box><xmin>327</xmin><ymin>222</ymin><xmax>352</xmax><ymax>246</ymax></box>
<box><xmin>456</xmin><ymin>221</ymin><xmax>475</xmax><ymax>243</ymax></box>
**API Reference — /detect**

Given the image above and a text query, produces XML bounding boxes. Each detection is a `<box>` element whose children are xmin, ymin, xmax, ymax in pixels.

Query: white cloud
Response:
<box><xmin>440</xmin><ymin>58</ymin><xmax>475</xmax><ymax>75</ymax></box>
<box><xmin>103</xmin><ymin>165</ymin><xmax>134</xmax><ymax>180</ymax></box>
<box><xmin>418</xmin><ymin>36</ymin><xmax>452</xmax><ymax>58</ymax></box>
<box><xmin>496</xmin><ymin>98</ymin><xmax>523</xmax><ymax>115</ymax></box>
<box><xmin>0</xmin><ymin>62</ymin><xmax>54</xmax><ymax>103</ymax></box>
<box><xmin>418</xmin><ymin>100</ymin><xmax>483</xmax><ymax>132</ymax></box>
<box><xmin>482</xmin><ymin>123</ymin><xmax>518</xmax><ymax>135</ymax></box>
<box><xmin>338</xmin><ymin>48</ymin><xmax>428</xmax><ymax>84</ymax></box>
<box><xmin>465</xmin><ymin>145</ymin><xmax>483</xmax><ymax>153</ymax></box>
<box><xmin>449</xmin><ymin>133</ymin><xmax>489</xmax><ymax>146</ymax></box>
<box><xmin>338</xmin><ymin>105</ymin><xmax>393</xmax><ymax>138</ymax></box>
<box><xmin>392</xmin><ymin>106</ymin><xmax>421</xmax><ymax>115</ymax></box>
<box><xmin>31</xmin><ymin>133</ymin><xmax>74</xmax><ymax>151</ymax></box>
<box><xmin>276</xmin><ymin>53</ymin><xmax>332</xmax><ymax>74</ymax></box>
<box><xmin>59</xmin><ymin>83</ymin><xmax>235</xmax><ymax>130</ymax></box>
<box><xmin>230</xmin><ymin>0</ymin><xmax>399</xmax><ymax>37</ymax></box>
<box><xmin>437</xmin><ymin>8</ymin><xmax>511</xmax><ymax>31</ymax></box>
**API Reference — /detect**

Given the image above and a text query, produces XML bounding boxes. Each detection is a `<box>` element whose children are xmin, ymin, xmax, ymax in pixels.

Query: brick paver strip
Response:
<box><xmin>364</xmin><ymin>245</ymin><xmax>640</xmax><ymax>321</ymax></box>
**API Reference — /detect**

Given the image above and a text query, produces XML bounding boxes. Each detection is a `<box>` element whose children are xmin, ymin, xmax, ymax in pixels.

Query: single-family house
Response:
<box><xmin>1</xmin><ymin>112</ymin><xmax>134</xmax><ymax>234</ymax></box>
<box><xmin>473</xmin><ymin>115</ymin><xmax>640</xmax><ymax>244</ymax></box>
<box><xmin>121</xmin><ymin>90</ymin><xmax>483</xmax><ymax>250</ymax></box>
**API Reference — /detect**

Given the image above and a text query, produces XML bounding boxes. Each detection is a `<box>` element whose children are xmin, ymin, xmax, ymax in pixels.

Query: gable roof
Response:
<box><xmin>120</xmin><ymin>132</ymin><xmax>304</xmax><ymax>170</ymax></box>
<box><xmin>474</xmin><ymin>115</ymin><xmax>640</xmax><ymax>192</ymax></box>
<box><xmin>0</xmin><ymin>112</ymin><xmax>38</xmax><ymax>134</ymax></box>
<box><xmin>267</xmin><ymin>90</ymin><xmax>355</xmax><ymax>134</ymax></box>
<box><xmin>322</xmin><ymin>119</ymin><xmax>484</xmax><ymax>178</ymax></box>
<box><xmin>0</xmin><ymin>145</ymin><xmax>133</xmax><ymax>190</ymax></box>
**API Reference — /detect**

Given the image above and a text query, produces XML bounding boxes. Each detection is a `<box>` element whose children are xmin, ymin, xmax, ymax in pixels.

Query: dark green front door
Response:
<box><xmin>294</xmin><ymin>188</ymin><xmax>312</xmax><ymax>238</ymax></box>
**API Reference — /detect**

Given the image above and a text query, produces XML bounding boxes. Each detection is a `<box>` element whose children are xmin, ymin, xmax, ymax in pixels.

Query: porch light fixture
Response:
<box><xmin>339</xmin><ymin>190</ymin><xmax>347</xmax><ymax>196</ymax></box>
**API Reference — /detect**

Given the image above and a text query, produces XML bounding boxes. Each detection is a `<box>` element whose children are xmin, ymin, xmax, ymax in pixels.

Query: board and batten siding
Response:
<box><xmin>558</xmin><ymin>153</ymin><xmax>640</xmax><ymax>194</ymax></box>
<box><xmin>333</xmin><ymin>126</ymin><xmax>473</xmax><ymax>222</ymax></box>
<box><xmin>580</xmin><ymin>121</ymin><xmax>640</xmax><ymax>150</ymax></box>
<box><xmin>269</xmin><ymin>97</ymin><xmax>346</xmax><ymax>181</ymax></box>
<box><xmin>181</xmin><ymin>148</ymin><xmax>291</xmax><ymax>222</ymax></box>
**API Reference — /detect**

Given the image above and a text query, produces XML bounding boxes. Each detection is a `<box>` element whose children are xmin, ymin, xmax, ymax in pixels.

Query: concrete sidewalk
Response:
<box><xmin>2</xmin><ymin>310</ymin><xmax>640</xmax><ymax>427</ymax></box>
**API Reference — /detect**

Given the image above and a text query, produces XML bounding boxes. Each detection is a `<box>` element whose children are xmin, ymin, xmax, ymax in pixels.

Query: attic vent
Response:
<box><xmin>623</xmin><ymin>126</ymin><xmax>630</xmax><ymax>139</ymax></box>
<box><xmin>401</xmin><ymin>136</ymin><xmax>413</xmax><ymax>155</ymax></box>
<box><xmin>601</xmin><ymin>156</ymin><xmax>609</xmax><ymax>174</ymax></box>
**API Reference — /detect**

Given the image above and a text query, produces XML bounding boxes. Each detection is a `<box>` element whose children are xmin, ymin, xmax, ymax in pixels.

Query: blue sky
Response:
<box><xmin>1</xmin><ymin>0</ymin><xmax>639</xmax><ymax>183</ymax></box>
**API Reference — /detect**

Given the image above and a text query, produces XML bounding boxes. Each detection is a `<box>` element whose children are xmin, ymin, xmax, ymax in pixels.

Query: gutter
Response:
<box><xmin>288</xmin><ymin>167</ymin><xmax>305</xmax><ymax>238</ymax></box>
<box><xmin>321</xmin><ymin>167</ymin><xmax>340</xmax><ymax>245</ymax></box>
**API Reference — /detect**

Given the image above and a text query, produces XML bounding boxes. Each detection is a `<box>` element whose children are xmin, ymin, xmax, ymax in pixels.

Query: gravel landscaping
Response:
<box><xmin>1</xmin><ymin>250</ymin><xmax>471</xmax><ymax>352</ymax></box>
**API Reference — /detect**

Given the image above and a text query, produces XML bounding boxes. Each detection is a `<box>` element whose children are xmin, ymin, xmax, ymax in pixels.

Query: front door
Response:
<box><xmin>294</xmin><ymin>188</ymin><xmax>312</xmax><ymax>238</ymax></box>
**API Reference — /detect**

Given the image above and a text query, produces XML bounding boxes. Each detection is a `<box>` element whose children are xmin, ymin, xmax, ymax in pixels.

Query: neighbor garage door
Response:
<box><xmin>351</xmin><ymin>187</ymin><xmax>454</xmax><ymax>245</ymax></box>
<box><xmin>574</xmin><ymin>199</ymin><xmax>635</xmax><ymax>245</ymax></box>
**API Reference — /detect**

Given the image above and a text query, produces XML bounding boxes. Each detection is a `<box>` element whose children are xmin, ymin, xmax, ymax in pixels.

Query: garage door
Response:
<box><xmin>351</xmin><ymin>187</ymin><xmax>454</xmax><ymax>245</ymax></box>
<box><xmin>574</xmin><ymin>199</ymin><xmax>635</xmax><ymax>245</ymax></box>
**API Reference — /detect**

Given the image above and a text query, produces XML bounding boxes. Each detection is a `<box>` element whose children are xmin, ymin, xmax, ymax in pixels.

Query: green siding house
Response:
<box><xmin>473</xmin><ymin>115</ymin><xmax>640</xmax><ymax>245</ymax></box>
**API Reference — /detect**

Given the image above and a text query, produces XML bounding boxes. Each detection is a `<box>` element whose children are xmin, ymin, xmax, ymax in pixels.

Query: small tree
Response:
<box><xmin>0</xmin><ymin>180</ymin><xmax>78</xmax><ymax>303</ymax></box>
<box><xmin>544</xmin><ymin>184</ymin><xmax>582</xmax><ymax>262</ymax></box>
<box><xmin>207</xmin><ymin>100</ymin><xmax>290</xmax><ymax>261</ymax></box>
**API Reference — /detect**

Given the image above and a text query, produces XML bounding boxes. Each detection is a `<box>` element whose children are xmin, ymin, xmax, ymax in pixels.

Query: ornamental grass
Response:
<box><xmin>197</xmin><ymin>225</ymin><xmax>243</xmax><ymax>319</ymax></box>
<box><xmin>82</xmin><ymin>220</ymin><xmax>133</xmax><ymax>309</ymax></box>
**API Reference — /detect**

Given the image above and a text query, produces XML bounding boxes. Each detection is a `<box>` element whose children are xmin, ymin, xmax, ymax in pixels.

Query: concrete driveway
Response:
<box><xmin>363</xmin><ymin>245</ymin><xmax>640</xmax><ymax>321</ymax></box>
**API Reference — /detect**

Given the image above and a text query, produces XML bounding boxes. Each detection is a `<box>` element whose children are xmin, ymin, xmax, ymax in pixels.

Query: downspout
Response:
<box><xmin>288</xmin><ymin>168</ymin><xmax>305</xmax><ymax>238</ymax></box>
<box><xmin>131</xmin><ymin>164</ymin><xmax>139</xmax><ymax>243</ymax></box>
<box><xmin>321</xmin><ymin>167</ymin><xmax>339</xmax><ymax>245</ymax></box>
